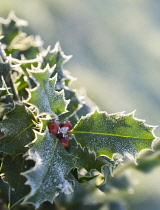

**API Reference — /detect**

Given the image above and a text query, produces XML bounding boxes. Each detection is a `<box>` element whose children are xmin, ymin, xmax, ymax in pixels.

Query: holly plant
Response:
<box><xmin>0</xmin><ymin>12</ymin><xmax>160</xmax><ymax>210</ymax></box>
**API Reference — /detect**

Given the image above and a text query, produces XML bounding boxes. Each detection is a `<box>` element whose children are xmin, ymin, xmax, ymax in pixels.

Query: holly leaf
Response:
<box><xmin>27</xmin><ymin>65</ymin><xmax>68</xmax><ymax>115</ymax></box>
<box><xmin>71</xmin><ymin>110</ymin><xmax>156</xmax><ymax>158</ymax></box>
<box><xmin>37</xmin><ymin>43</ymin><xmax>82</xmax><ymax>114</ymax></box>
<box><xmin>0</xmin><ymin>11</ymin><xmax>28</xmax><ymax>46</ymax></box>
<box><xmin>39</xmin><ymin>42</ymin><xmax>72</xmax><ymax>91</ymax></box>
<box><xmin>68</xmin><ymin>137</ymin><xmax>114</xmax><ymax>173</ymax></box>
<box><xmin>22</xmin><ymin>130</ymin><xmax>74</xmax><ymax>209</ymax></box>
<box><xmin>0</xmin><ymin>102</ymin><xmax>35</xmax><ymax>156</ymax></box>
<box><xmin>15</xmin><ymin>74</ymin><xmax>29</xmax><ymax>99</ymax></box>
<box><xmin>64</xmin><ymin>88</ymin><xmax>82</xmax><ymax>113</ymax></box>
<box><xmin>0</xmin><ymin>155</ymin><xmax>34</xmax><ymax>208</ymax></box>
<box><xmin>40</xmin><ymin>42</ymin><xmax>71</xmax><ymax>69</ymax></box>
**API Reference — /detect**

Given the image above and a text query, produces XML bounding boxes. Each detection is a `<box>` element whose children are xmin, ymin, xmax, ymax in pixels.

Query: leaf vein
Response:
<box><xmin>71</xmin><ymin>131</ymin><xmax>154</xmax><ymax>140</ymax></box>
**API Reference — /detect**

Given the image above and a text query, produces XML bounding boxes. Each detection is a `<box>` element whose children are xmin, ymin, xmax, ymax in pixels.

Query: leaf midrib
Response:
<box><xmin>34</xmin><ymin>137</ymin><xmax>59</xmax><ymax>193</ymax></box>
<box><xmin>70</xmin><ymin>130</ymin><xmax>154</xmax><ymax>140</ymax></box>
<box><xmin>10</xmin><ymin>122</ymin><xmax>34</xmax><ymax>143</ymax></box>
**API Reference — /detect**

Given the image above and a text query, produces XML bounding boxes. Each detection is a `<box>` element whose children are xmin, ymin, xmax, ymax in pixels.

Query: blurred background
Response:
<box><xmin>1</xmin><ymin>0</ymin><xmax>160</xmax><ymax>133</ymax></box>
<box><xmin>1</xmin><ymin>0</ymin><xmax>160</xmax><ymax>209</ymax></box>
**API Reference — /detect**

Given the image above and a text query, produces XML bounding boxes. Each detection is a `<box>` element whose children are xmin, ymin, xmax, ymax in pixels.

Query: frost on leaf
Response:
<box><xmin>26</xmin><ymin>65</ymin><xmax>68</xmax><ymax>116</ymax></box>
<box><xmin>0</xmin><ymin>102</ymin><xmax>35</xmax><ymax>156</ymax></box>
<box><xmin>0</xmin><ymin>11</ymin><xmax>28</xmax><ymax>45</ymax></box>
<box><xmin>71</xmin><ymin>110</ymin><xmax>156</xmax><ymax>158</ymax></box>
<box><xmin>39</xmin><ymin>42</ymin><xmax>72</xmax><ymax>89</ymax></box>
<box><xmin>68</xmin><ymin>137</ymin><xmax>114</xmax><ymax>173</ymax></box>
<box><xmin>22</xmin><ymin>130</ymin><xmax>74</xmax><ymax>209</ymax></box>
<box><xmin>40</xmin><ymin>42</ymin><xmax>72</xmax><ymax>70</ymax></box>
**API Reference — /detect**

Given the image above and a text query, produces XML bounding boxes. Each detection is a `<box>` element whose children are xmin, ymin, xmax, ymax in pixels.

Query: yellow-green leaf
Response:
<box><xmin>71</xmin><ymin>110</ymin><xmax>156</xmax><ymax>158</ymax></box>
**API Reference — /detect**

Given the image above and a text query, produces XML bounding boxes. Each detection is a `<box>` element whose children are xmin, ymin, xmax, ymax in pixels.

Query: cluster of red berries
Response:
<box><xmin>48</xmin><ymin>121</ymin><xmax>72</xmax><ymax>148</ymax></box>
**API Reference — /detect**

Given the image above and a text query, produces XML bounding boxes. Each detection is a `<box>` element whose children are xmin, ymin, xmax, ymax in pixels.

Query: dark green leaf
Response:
<box><xmin>1</xmin><ymin>155</ymin><xmax>34</xmax><ymax>208</ymax></box>
<box><xmin>68</xmin><ymin>137</ymin><xmax>114</xmax><ymax>172</ymax></box>
<box><xmin>0</xmin><ymin>102</ymin><xmax>35</xmax><ymax>156</ymax></box>
<box><xmin>39</xmin><ymin>42</ymin><xmax>73</xmax><ymax>91</ymax></box>
<box><xmin>64</xmin><ymin>88</ymin><xmax>82</xmax><ymax>113</ymax></box>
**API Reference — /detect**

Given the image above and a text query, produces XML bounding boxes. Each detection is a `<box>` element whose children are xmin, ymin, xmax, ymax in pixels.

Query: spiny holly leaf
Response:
<box><xmin>68</xmin><ymin>137</ymin><xmax>114</xmax><ymax>173</ymax></box>
<box><xmin>0</xmin><ymin>11</ymin><xmax>28</xmax><ymax>46</ymax></box>
<box><xmin>0</xmin><ymin>155</ymin><xmax>34</xmax><ymax>208</ymax></box>
<box><xmin>40</xmin><ymin>42</ymin><xmax>71</xmax><ymax>69</ymax></box>
<box><xmin>38</xmin><ymin>43</ymin><xmax>83</xmax><ymax>113</ymax></box>
<box><xmin>39</xmin><ymin>42</ymin><xmax>72</xmax><ymax>91</ymax></box>
<box><xmin>0</xmin><ymin>12</ymin><xmax>42</xmax><ymax>59</ymax></box>
<box><xmin>0</xmin><ymin>102</ymin><xmax>35</xmax><ymax>156</ymax></box>
<box><xmin>22</xmin><ymin>130</ymin><xmax>74</xmax><ymax>209</ymax></box>
<box><xmin>71</xmin><ymin>110</ymin><xmax>156</xmax><ymax>158</ymax></box>
<box><xmin>27</xmin><ymin>65</ymin><xmax>68</xmax><ymax>115</ymax></box>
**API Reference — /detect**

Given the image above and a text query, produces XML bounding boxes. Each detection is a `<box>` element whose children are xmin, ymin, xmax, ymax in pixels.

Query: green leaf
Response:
<box><xmin>0</xmin><ymin>11</ymin><xmax>28</xmax><ymax>46</ymax></box>
<box><xmin>27</xmin><ymin>65</ymin><xmax>68</xmax><ymax>116</ymax></box>
<box><xmin>15</xmin><ymin>74</ymin><xmax>29</xmax><ymax>99</ymax></box>
<box><xmin>68</xmin><ymin>137</ymin><xmax>113</xmax><ymax>173</ymax></box>
<box><xmin>64</xmin><ymin>88</ymin><xmax>82</xmax><ymax>113</ymax></box>
<box><xmin>0</xmin><ymin>155</ymin><xmax>34</xmax><ymax>208</ymax></box>
<box><xmin>22</xmin><ymin>130</ymin><xmax>74</xmax><ymax>209</ymax></box>
<box><xmin>0</xmin><ymin>102</ymin><xmax>35</xmax><ymax>156</ymax></box>
<box><xmin>71</xmin><ymin>110</ymin><xmax>156</xmax><ymax>158</ymax></box>
<box><xmin>37</xmin><ymin>43</ymin><xmax>82</xmax><ymax>114</ymax></box>
<box><xmin>39</xmin><ymin>42</ymin><xmax>73</xmax><ymax>91</ymax></box>
<box><xmin>40</xmin><ymin>42</ymin><xmax>71</xmax><ymax>69</ymax></box>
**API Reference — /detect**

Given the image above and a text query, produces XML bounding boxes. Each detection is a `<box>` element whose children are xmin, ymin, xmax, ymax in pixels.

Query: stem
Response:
<box><xmin>9</xmin><ymin>57</ymin><xmax>38</xmax><ymax>64</ymax></box>
<box><xmin>0</xmin><ymin>43</ymin><xmax>6</xmax><ymax>62</ymax></box>
<box><xmin>9</xmin><ymin>72</ymin><xmax>20</xmax><ymax>100</ymax></box>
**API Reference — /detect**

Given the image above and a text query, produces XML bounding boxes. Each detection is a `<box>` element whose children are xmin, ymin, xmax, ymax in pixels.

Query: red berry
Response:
<box><xmin>59</xmin><ymin>137</ymin><xmax>69</xmax><ymax>148</ymax></box>
<box><xmin>59</xmin><ymin>121</ymin><xmax>72</xmax><ymax>131</ymax></box>
<box><xmin>48</xmin><ymin>122</ymin><xmax>59</xmax><ymax>135</ymax></box>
